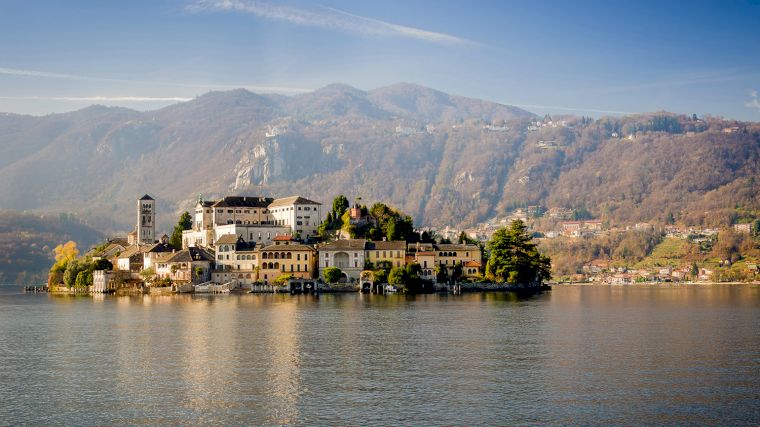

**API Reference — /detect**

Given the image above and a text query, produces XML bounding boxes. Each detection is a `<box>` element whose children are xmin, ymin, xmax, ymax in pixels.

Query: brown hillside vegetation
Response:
<box><xmin>0</xmin><ymin>85</ymin><xmax>756</xmax><ymax>235</ymax></box>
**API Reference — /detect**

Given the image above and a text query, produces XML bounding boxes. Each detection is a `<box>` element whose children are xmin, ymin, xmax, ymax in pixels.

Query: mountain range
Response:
<box><xmin>1</xmin><ymin>82</ymin><xmax>758</xmax><ymax>236</ymax></box>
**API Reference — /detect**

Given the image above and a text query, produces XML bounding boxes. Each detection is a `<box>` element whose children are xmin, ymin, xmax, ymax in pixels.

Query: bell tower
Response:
<box><xmin>137</xmin><ymin>194</ymin><xmax>156</xmax><ymax>244</ymax></box>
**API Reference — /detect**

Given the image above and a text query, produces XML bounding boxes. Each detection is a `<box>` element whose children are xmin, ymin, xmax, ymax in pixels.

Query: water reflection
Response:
<box><xmin>0</xmin><ymin>285</ymin><xmax>758</xmax><ymax>425</ymax></box>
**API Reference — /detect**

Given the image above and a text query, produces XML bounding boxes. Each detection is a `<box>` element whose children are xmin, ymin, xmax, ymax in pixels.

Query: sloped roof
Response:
<box><xmin>215</xmin><ymin>234</ymin><xmax>239</xmax><ymax>245</ymax></box>
<box><xmin>435</xmin><ymin>243</ymin><xmax>480</xmax><ymax>252</ymax></box>
<box><xmin>269</xmin><ymin>196</ymin><xmax>321</xmax><ymax>207</ymax></box>
<box><xmin>367</xmin><ymin>240</ymin><xmax>406</xmax><ymax>251</ymax></box>
<box><xmin>464</xmin><ymin>260</ymin><xmax>481</xmax><ymax>268</ymax></box>
<box><xmin>118</xmin><ymin>245</ymin><xmax>149</xmax><ymax>260</ymax></box>
<box><xmin>139</xmin><ymin>194</ymin><xmax>154</xmax><ymax>201</ymax></box>
<box><xmin>152</xmin><ymin>252</ymin><xmax>175</xmax><ymax>263</ymax></box>
<box><xmin>108</xmin><ymin>237</ymin><xmax>129</xmax><ymax>247</ymax></box>
<box><xmin>260</xmin><ymin>243</ymin><xmax>316</xmax><ymax>252</ymax></box>
<box><xmin>167</xmin><ymin>247</ymin><xmax>215</xmax><ymax>263</ymax></box>
<box><xmin>213</xmin><ymin>196</ymin><xmax>273</xmax><ymax>208</ymax></box>
<box><xmin>273</xmin><ymin>235</ymin><xmax>294</xmax><ymax>241</ymax></box>
<box><xmin>319</xmin><ymin>239</ymin><xmax>368</xmax><ymax>251</ymax></box>
<box><xmin>145</xmin><ymin>242</ymin><xmax>174</xmax><ymax>253</ymax></box>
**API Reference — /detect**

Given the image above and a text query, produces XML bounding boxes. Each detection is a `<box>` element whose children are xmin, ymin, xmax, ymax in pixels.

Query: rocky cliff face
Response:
<box><xmin>0</xmin><ymin>83</ymin><xmax>757</xmax><ymax>234</ymax></box>
<box><xmin>232</xmin><ymin>136</ymin><xmax>286</xmax><ymax>189</ymax></box>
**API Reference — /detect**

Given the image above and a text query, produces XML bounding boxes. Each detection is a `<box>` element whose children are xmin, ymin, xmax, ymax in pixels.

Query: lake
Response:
<box><xmin>1</xmin><ymin>284</ymin><xmax>758</xmax><ymax>425</ymax></box>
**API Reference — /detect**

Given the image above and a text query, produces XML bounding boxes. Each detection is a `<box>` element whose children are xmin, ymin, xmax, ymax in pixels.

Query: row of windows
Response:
<box><xmin>224</xmin><ymin>220</ymin><xmax>276</xmax><ymax>226</ymax></box>
<box><xmin>321</xmin><ymin>252</ymin><xmax>361</xmax><ymax>258</ymax></box>
<box><xmin>217</xmin><ymin>208</ymin><xmax>268</xmax><ymax>214</ymax></box>
<box><xmin>439</xmin><ymin>251</ymin><xmax>470</xmax><ymax>257</ymax></box>
<box><xmin>372</xmin><ymin>251</ymin><xmax>402</xmax><ymax>258</ymax></box>
<box><xmin>261</xmin><ymin>252</ymin><xmax>309</xmax><ymax>260</ymax></box>
<box><xmin>261</xmin><ymin>262</ymin><xmax>309</xmax><ymax>272</ymax></box>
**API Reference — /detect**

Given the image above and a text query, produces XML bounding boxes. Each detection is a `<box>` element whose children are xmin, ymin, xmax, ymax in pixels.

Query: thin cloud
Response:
<box><xmin>0</xmin><ymin>67</ymin><xmax>91</xmax><ymax>80</ymax></box>
<box><xmin>592</xmin><ymin>70</ymin><xmax>748</xmax><ymax>95</ymax></box>
<box><xmin>187</xmin><ymin>0</ymin><xmax>475</xmax><ymax>46</ymax></box>
<box><xmin>0</xmin><ymin>66</ymin><xmax>310</xmax><ymax>94</ymax></box>
<box><xmin>0</xmin><ymin>96</ymin><xmax>192</xmax><ymax>102</ymax></box>
<box><xmin>745</xmin><ymin>90</ymin><xmax>760</xmax><ymax>113</ymax></box>
<box><xmin>509</xmin><ymin>102</ymin><xmax>633</xmax><ymax>115</ymax></box>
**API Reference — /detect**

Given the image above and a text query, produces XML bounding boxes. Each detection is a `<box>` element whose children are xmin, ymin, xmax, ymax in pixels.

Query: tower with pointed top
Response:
<box><xmin>137</xmin><ymin>194</ymin><xmax>156</xmax><ymax>245</ymax></box>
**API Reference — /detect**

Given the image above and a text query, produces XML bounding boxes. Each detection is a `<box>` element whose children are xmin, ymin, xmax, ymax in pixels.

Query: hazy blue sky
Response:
<box><xmin>1</xmin><ymin>0</ymin><xmax>759</xmax><ymax>119</ymax></box>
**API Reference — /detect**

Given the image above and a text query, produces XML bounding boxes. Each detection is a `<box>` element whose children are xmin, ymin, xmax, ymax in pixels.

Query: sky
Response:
<box><xmin>1</xmin><ymin>0</ymin><xmax>759</xmax><ymax>119</ymax></box>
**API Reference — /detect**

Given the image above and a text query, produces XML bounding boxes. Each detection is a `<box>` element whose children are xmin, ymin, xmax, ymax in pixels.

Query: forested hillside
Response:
<box><xmin>0</xmin><ymin>84</ymin><xmax>757</xmax><ymax>237</ymax></box>
<box><xmin>0</xmin><ymin>211</ymin><xmax>103</xmax><ymax>284</ymax></box>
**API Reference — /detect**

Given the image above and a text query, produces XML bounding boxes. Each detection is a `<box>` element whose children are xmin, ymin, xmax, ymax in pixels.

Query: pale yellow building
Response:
<box><xmin>365</xmin><ymin>240</ymin><xmax>406</xmax><ymax>269</ymax></box>
<box><xmin>408</xmin><ymin>242</ymin><xmax>482</xmax><ymax>282</ymax></box>
<box><xmin>258</xmin><ymin>238</ymin><xmax>317</xmax><ymax>286</ymax></box>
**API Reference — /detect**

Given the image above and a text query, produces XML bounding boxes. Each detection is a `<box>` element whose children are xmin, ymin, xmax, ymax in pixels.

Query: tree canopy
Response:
<box><xmin>170</xmin><ymin>212</ymin><xmax>193</xmax><ymax>250</ymax></box>
<box><xmin>51</xmin><ymin>241</ymin><xmax>78</xmax><ymax>273</ymax></box>
<box><xmin>485</xmin><ymin>220</ymin><xmax>552</xmax><ymax>285</ymax></box>
<box><xmin>322</xmin><ymin>266</ymin><xmax>342</xmax><ymax>284</ymax></box>
<box><xmin>319</xmin><ymin>195</ymin><xmax>351</xmax><ymax>238</ymax></box>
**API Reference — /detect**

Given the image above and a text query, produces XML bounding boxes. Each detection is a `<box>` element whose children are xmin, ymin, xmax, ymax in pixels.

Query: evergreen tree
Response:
<box><xmin>485</xmin><ymin>220</ymin><xmax>551</xmax><ymax>285</ymax></box>
<box><xmin>332</xmin><ymin>195</ymin><xmax>349</xmax><ymax>218</ymax></box>
<box><xmin>169</xmin><ymin>212</ymin><xmax>192</xmax><ymax>250</ymax></box>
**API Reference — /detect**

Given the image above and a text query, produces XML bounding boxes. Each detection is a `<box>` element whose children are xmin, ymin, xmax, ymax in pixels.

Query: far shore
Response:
<box><xmin>556</xmin><ymin>281</ymin><xmax>760</xmax><ymax>286</ymax></box>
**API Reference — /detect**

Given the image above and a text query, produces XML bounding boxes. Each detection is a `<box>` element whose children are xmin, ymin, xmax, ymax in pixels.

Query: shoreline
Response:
<box><xmin>555</xmin><ymin>281</ymin><xmax>760</xmax><ymax>286</ymax></box>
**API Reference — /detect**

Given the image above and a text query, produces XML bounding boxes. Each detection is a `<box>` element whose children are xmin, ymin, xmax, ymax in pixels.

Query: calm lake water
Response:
<box><xmin>1</xmin><ymin>284</ymin><xmax>759</xmax><ymax>425</ymax></box>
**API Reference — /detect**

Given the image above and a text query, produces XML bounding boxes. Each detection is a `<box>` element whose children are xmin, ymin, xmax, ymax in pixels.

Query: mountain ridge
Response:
<box><xmin>0</xmin><ymin>83</ymin><xmax>757</xmax><ymax>236</ymax></box>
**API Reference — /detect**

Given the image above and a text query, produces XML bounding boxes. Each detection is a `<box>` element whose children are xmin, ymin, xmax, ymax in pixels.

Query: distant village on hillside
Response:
<box><xmin>433</xmin><ymin>204</ymin><xmax>759</xmax><ymax>285</ymax></box>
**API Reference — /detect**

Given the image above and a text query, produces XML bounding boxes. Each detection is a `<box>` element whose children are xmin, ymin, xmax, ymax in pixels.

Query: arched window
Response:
<box><xmin>263</xmin><ymin>252</ymin><xmax>268</xmax><ymax>259</ymax></box>
<box><xmin>439</xmin><ymin>252</ymin><xmax>443</xmax><ymax>257</ymax></box>
<box><xmin>274</xmin><ymin>262</ymin><xmax>279</xmax><ymax>269</ymax></box>
<box><xmin>274</xmin><ymin>252</ymin><xmax>280</xmax><ymax>259</ymax></box>
<box><xmin>280</xmin><ymin>252</ymin><xmax>286</xmax><ymax>259</ymax></box>
<box><xmin>286</xmin><ymin>252</ymin><xmax>292</xmax><ymax>259</ymax></box>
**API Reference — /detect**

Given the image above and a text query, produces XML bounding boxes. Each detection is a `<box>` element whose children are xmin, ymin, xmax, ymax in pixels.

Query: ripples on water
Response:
<box><xmin>0</xmin><ymin>285</ymin><xmax>758</xmax><ymax>425</ymax></box>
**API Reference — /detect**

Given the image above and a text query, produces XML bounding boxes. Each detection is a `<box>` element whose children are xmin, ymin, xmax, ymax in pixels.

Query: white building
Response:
<box><xmin>213</xmin><ymin>223</ymin><xmax>291</xmax><ymax>246</ymax></box>
<box><xmin>318</xmin><ymin>239</ymin><xmax>368</xmax><ymax>281</ymax></box>
<box><xmin>183</xmin><ymin>194</ymin><xmax>322</xmax><ymax>248</ymax></box>
<box><xmin>268</xmin><ymin>196</ymin><xmax>322</xmax><ymax>239</ymax></box>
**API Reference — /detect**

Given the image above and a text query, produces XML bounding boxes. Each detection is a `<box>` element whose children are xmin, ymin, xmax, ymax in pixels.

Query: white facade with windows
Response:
<box><xmin>318</xmin><ymin>239</ymin><xmax>368</xmax><ymax>281</ymax></box>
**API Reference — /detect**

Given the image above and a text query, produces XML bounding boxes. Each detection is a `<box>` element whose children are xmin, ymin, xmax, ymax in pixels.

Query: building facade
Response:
<box><xmin>408</xmin><ymin>243</ymin><xmax>483</xmax><ymax>281</ymax></box>
<box><xmin>136</xmin><ymin>194</ymin><xmax>156</xmax><ymax>245</ymax></box>
<box><xmin>268</xmin><ymin>196</ymin><xmax>322</xmax><ymax>239</ymax></box>
<box><xmin>318</xmin><ymin>239</ymin><xmax>368</xmax><ymax>281</ymax></box>
<box><xmin>183</xmin><ymin>195</ymin><xmax>322</xmax><ymax>248</ymax></box>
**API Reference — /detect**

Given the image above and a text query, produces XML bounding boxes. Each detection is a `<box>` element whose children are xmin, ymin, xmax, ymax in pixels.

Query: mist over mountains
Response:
<box><xmin>1</xmin><ymin>82</ymin><xmax>758</xmax><ymax>235</ymax></box>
